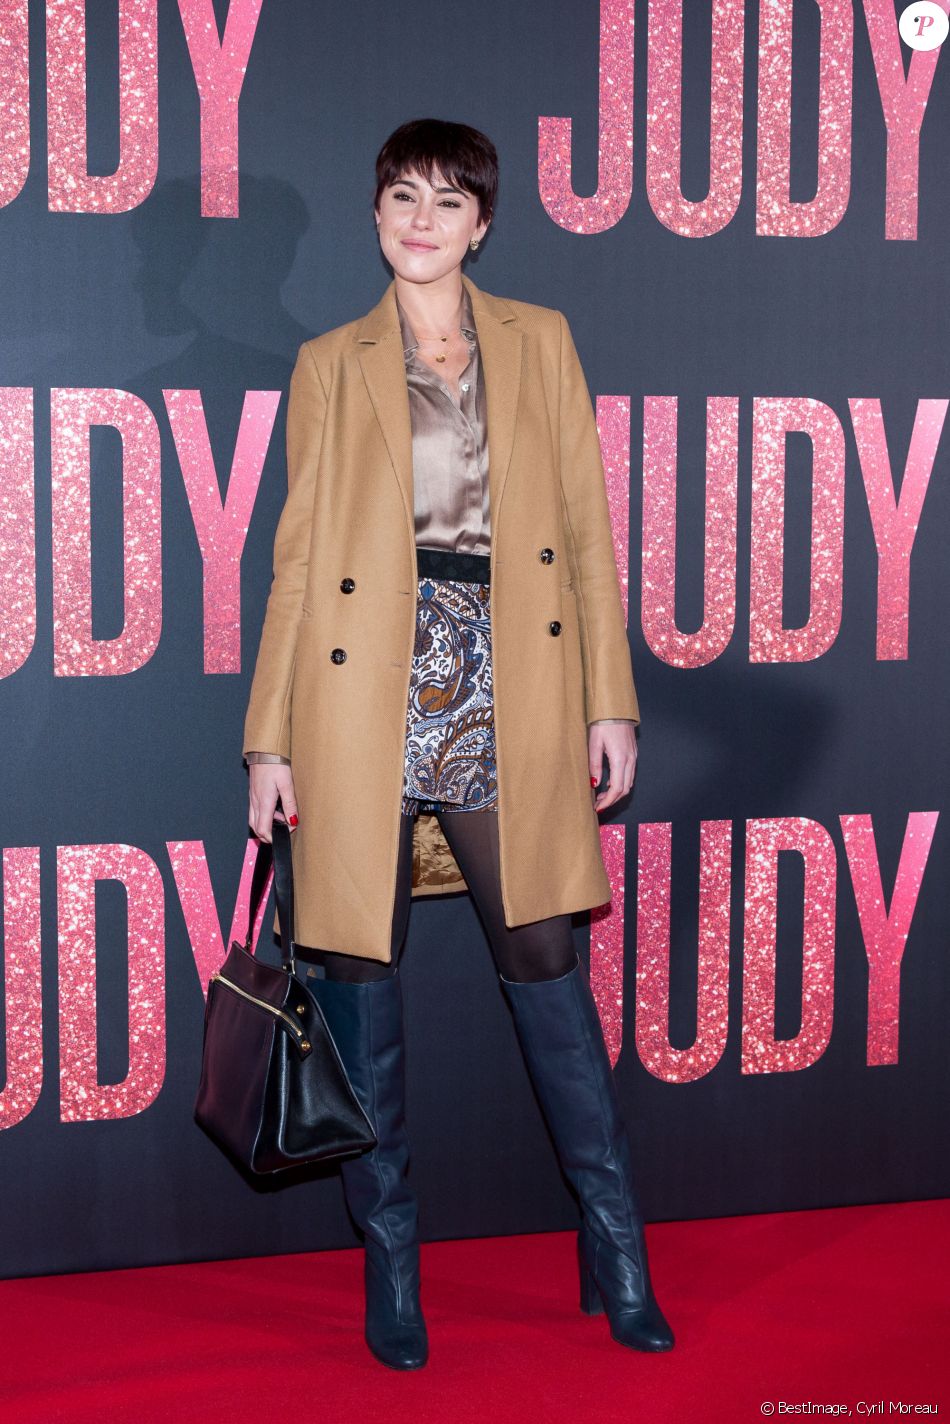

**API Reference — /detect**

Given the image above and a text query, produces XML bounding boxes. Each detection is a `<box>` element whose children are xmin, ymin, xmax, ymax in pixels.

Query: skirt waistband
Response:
<box><xmin>416</xmin><ymin>546</ymin><xmax>491</xmax><ymax>584</ymax></box>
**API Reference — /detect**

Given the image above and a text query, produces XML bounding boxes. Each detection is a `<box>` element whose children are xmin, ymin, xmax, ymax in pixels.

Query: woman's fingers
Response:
<box><xmin>250</xmin><ymin>779</ymin><xmax>278</xmax><ymax>843</ymax></box>
<box><xmin>248</xmin><ymin>765</ymin><xmax>298</xmax><ymax>843</ymax></box>
<box><xmin>592</xmin><ymin>737</ymin><xmax>638</xmax><ymax>812</ymax></box>
<box><xmin>276</xmin><ymin>770</ymin><xmax>299</xmax><ymax>830</ymax></box>
<box><xmin>594</xmin><ymin>763</ymin><xmax>629</xmax><ymax>810</ymax></box>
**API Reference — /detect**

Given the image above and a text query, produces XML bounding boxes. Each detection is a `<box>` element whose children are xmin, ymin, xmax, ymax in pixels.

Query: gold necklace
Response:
<box><xmin>415</xmin><ymin>330</ymin><xmax>463</xmax><ymax>363</ymax></box>
<box><xmin>412</xmin><ymin>301</ymin><xmax>465</xmax><ymax>362</ymax></box>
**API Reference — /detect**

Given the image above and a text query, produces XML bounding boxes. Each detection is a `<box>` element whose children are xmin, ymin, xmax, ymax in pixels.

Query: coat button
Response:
<box><xmin>539</xmin><ymin>547</ymin><xmax>555</xmax><ymax>564</ymax></box>
<box><xmin>330</xmin><ymin>648</ymin><xmax>347</xmax><ymax>663</ymax></box>
<box><xmin>340</xmin><ymin>577</ymin><xmax>355</xmax><ymax>593</ymax></box>
<box><xmin>549</xmin><ymin>621</ymin><xmax>561</xmax><ymax>636</ymax></box>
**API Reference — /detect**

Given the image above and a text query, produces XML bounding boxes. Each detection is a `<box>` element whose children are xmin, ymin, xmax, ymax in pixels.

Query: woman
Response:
<box><xmin>243</xmin><ymin>119</ymin><xmax>673</xmax><ymax>1370</ymax></box>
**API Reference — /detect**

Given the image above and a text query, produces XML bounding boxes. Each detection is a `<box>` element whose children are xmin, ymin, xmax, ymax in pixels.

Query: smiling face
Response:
<box><xmin>375</xmin><ymin>167</ymin><xmax>490</xmax><ymax>285</ymax></box>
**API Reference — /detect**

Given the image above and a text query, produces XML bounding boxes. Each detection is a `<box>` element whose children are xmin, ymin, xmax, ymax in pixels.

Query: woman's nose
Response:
<box><xmin>411</xmin><ymin>204</ymin><xmax>434</xmax><ymax>228</ymax></box>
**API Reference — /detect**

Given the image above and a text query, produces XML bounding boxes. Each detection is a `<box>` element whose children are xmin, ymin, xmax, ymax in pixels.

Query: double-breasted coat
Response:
<box><xmin>243</xmin><ymin>272</ymin><xmax>640</xmax><ymax>962</ymax></box>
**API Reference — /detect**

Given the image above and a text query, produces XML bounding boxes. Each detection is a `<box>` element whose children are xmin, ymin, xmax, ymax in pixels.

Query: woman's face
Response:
<box><xmin>375</xmin><ymin>166</ymin><xmax>489</xmax><ymax>284</ymax></box>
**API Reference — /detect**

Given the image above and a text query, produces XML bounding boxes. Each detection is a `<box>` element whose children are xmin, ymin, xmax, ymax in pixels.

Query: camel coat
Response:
<box><xmin>243</xmin><ymin>272</ymin><xmax>640</xmax><ymax>961</ymax></box>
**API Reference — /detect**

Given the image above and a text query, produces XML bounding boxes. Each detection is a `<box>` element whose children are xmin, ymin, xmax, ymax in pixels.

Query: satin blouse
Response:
<box><xmin>397</xmin><ymin>282</ymin><xmax>490</xmax><ymax>556</ymax></box>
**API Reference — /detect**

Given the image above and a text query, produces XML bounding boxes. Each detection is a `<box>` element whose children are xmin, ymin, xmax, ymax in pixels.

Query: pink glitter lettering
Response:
<box><xmin>851</xmin><ymin>397</ymin><xmax>945</xmax><ymax>661</ymax></box>
<box><xmin>646</xmin><ymin>0</ymin><xmax>745</xmax><ymax>236</ymax></box>
<box><xmin>47</xmin><ymin>0</ymin><xmax>158</xmax><ymax>214</ymax></box>
<box><xmin>0</xmin><ymin>847</ymin><xmax>43</xmax><ymax>1131</ymax></box>
<box><xmin>177</xmin><ymin>0</ymin><xmax>265</xmax><ymax>217</ymax></box>
<box><xmin>756</xmin><ymin>0</ymin><xmax>853</xmax><ymax>237</ymax></box>
<box><xmin>591</xmin><ymin>824</ymin><xmax>626</xmax><ymax>1067</ymax></box>
<box><xmin>865</xmin><ymin>0</ymin><xmax>945</xmax><ymax>241</ymax></box>
<box><xmin>0</xmin><ymin>388</ymin><xmax>36</xmax><ymax>678</ymax></box>
<box><xmin>642</xmin><ymin>395</ymin><xmax>738</xmax><ymax>667</ymax></box>
<box><xmin>165</xmin><ymin>388</ymin><xmax>280</xmax><ymax>674</ymax></box>
<box><xmin>749</xmin><ymin>397</ymin><xmax>845</xmax><ymax>663</ymax></box>
<box><xmin>741</xmin><ymin>817</ymin><xmax>836</xmax><ymax>1075</ymax></box>
<box><xmin>50</xmin><ymin>388</ymin><xmax>162</xmax><ymax>677</ymax></box>
<box><xmin>538</xmin><ymin>0</ymin><xmax>634</xmax><ymax>233</ymax></box>
<box><xmin>841</xmin><ymin>811</ymin><xmax>939</xmax><ymax>1066</ymax></box>
<box><xmin>635</xmin><ymin>821</ymin><xmax>732</xmax><ymax>1083</ymax></box>
<box><xmin>0</xmin><ymin>0</ymin><xmax>29</xmax><ymax>207</ymax></box>
<box><xmin>168</xmin><ymin>837</ymin><xmax>273</xmax><ymax>999</ymax></box>
<box><xmin>58</xmin><ymin>843</ymin><xmax>165</xmax><ymax>1122</ymax></box>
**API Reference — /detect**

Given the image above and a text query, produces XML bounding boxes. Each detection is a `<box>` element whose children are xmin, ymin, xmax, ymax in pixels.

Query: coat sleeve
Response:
<box><xmin>242</xmin><ymin>341</ymin><xmax>327</xmax><ymax>759</ymax></box>
<box><xmin>556</xmin><ymin>311</ymin><xmax>640</xmax><ymax>726</ymax></box>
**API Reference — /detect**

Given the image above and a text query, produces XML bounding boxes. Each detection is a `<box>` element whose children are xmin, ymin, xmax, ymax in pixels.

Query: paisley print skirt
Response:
<box><xmin>401</xmin><ymin>554</ymin><xmax>498</xmax><ymax>816</ymax></box>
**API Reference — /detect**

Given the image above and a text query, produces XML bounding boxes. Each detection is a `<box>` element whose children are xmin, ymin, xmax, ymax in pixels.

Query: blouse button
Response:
<box><xmin>340</xmin><ymin>577</ymin><xmax>356</xmax><ymax>593</ymax></box>
<box><xmin>549</xmin><ymin>621</ymin><xmax>562</xmax><ymax>636</ymax></box>
<box><xmin>330</xmin><ymin>648</ymin><xmax>347</xmax><ymax>664</ymax></box>
<box><xmin>539</xmin><ymin>547</ymin><xmax>555</xmax><ymax>564</ymax></box>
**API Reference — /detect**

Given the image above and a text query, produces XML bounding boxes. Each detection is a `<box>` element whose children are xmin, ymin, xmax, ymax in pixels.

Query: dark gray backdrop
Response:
<box><xmin>1</xmin><ymin>0</ymin><xmax>947</xmax><ymax>1278</ymax></box>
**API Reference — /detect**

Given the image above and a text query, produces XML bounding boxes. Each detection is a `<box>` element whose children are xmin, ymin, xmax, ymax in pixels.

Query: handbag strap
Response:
<box><xmin>244</xmin><ymin>818</ymin><xmax>296</xmax><ymax>974</ymax></box>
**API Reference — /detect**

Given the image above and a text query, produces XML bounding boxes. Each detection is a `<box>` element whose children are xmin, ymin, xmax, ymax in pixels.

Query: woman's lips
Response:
<box><xmin>402</xmin><ymin>240</ymin><xmax>438</xmax><ymax>250</ymax></box>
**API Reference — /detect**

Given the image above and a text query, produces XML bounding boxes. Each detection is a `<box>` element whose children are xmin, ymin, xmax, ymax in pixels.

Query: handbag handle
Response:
<box><xmin>244</xmin><ymin>816</ymin><xmax>296</xmax><ymax>974</ymax></box>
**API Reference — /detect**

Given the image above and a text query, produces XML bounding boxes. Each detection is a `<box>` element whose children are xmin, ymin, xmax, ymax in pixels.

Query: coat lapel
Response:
<box><xmin>355</xmin><ymin>286</ymin><xmax>415</xmax><ymax>545</ymax></box>
<box><xmin>355</xmin><ymin>272</ymin><xmax>524</xmax><ymax>559</ymax></box>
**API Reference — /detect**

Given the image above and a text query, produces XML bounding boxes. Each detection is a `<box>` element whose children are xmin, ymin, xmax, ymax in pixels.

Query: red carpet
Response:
<box><xmin>1</xmin><ymin>1200</ymin><xmax>946</xmax><ymax>1424</ymax></box>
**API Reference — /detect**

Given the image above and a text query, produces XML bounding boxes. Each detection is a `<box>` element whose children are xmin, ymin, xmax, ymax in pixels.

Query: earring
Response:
<box><xmin>470</xmin><ymin>237</ymin><xmax>480</xmax><ymax>251</ymax></box>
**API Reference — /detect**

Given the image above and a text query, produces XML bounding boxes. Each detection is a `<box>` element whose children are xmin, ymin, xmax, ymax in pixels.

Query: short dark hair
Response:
<box><xmin>374</xmin><ymin>118</ymin><xmax>498</xmax><ymax>226</ymax></box>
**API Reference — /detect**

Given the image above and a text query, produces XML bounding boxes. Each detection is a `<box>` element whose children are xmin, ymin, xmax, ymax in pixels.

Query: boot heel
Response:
<box><xmin>577</xmin><ymin>1238</ymin><xmax>605</xmax><ymax>1315</ymax></box>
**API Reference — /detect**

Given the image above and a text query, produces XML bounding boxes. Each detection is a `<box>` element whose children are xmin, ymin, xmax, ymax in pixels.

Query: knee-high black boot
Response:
<box><xmin>310</xmin><ymin>971</ymin><xmax>428</xmax><ymax>1370</ymax></box>
<box><xmin>498</xmin><ymin>954</ymin><xmax>675</xmax><ymax>1352</ymax></box>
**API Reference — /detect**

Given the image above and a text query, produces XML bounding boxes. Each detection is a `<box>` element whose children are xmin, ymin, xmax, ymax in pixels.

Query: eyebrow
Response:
<box><xmin>390</xmin><ymin>177</ymin><xmax>467</xmax><ymax>196</ymax></box>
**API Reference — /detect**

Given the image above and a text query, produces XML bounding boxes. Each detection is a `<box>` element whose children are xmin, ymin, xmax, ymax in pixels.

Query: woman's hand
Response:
<box><xmin>248</xmin><ymin>763</ymin><xmax>299</xmax><ymax>844</ymax></box>
<box><xmin>589</xmin><ymin>721</ymin><xmax>638</xmax><ymax>813</ymax></box>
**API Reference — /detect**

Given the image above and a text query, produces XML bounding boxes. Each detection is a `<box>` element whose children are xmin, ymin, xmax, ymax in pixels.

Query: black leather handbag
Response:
<box><xmin>194</xmin><ymin>820</ymin><xmax>377</xmax><ymax>1174</ymax></box>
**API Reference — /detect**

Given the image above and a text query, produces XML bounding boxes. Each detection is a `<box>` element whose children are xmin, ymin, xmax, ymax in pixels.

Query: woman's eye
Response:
<box><xmin>392</xmin><ymin>191</ymin><xmax>461</xmax><ymax>208</ymax></box>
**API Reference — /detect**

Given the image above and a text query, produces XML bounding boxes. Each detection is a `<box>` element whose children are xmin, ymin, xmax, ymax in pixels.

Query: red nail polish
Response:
<box><xmin>590</xmin><ymin>776</ymin><xmax>597</xmax><ymax>787</ymax></box>
<box><xmin>289</xmin><ymin>814</ymin><xmax>299</xmax><ymax>827</ymax></box>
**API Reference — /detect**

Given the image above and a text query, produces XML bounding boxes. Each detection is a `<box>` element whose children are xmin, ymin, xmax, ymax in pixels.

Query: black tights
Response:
<box><xmin>313</xmin><ymin>809</ymin><xmax>577</xmax><ymax>984</ymax></box>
